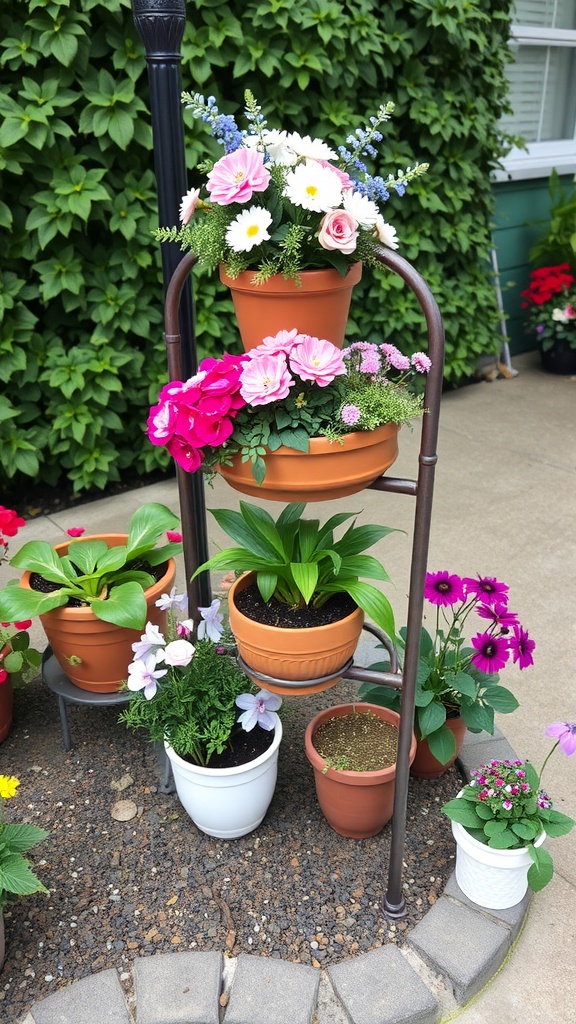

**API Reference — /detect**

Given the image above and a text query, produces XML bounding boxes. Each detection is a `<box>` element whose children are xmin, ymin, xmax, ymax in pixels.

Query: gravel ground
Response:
<box><xmin>0</xmin><ymin>673</ymin><xmax>464</xmax><ymax>1021</ymax></box>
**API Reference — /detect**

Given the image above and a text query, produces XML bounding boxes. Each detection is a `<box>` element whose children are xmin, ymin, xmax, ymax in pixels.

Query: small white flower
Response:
<box><xmin>374</xmin><ymin>215</ymin><xmax>399</xmax><ymax>250</ymax></box>
<box><xmin>131</xmin><ymin>621</ymin><xmax>166</xmax><ymax>660</ymax></box>
<box><xmin>283</xmin><ymin>160</ymin><xmax>342</xmax><ymax>213</ymax></box>
<box><xmin>343</xmin><ymin>190</ymin><xmax>379</xmax><ymax>228</ymax></box>
<box><xmin>235</xmin><ymin>689</ymin><xmax>282</xmax><ymax>732</ymax></box>
<box><xmin>155</xmin><ymin>587</ymin><xmax>188</xmax><ymax>612</ymax></box>
<box><xmin>551</xmin><ymin>307</ymin><xmax>569</xmax><ymax>322</ymax></box>
<box><xmin>179</xmin><ymin>187</ymin><xmax>201</xmax><ymax>225</ymax></box>
<box><xmin>160</xmin><ymin>639</ymin><xmax>196</xmax><ymax>667</ymax></box>
<box><xmin>245</xmin><ymin>129</ymin><xmax>298</xmax><ymax>166</ymax></box>
<box><xmin>197</xmin><ymin>598</ymin><xmax>224</xmax><ymax>642</ymax></box>
<box><xmin>286</xmin><ymin>133</ymin><xmax>338</xmax><ymax>161</ymax></box>
<box><xmin>225</xmin><ymin>206</ymin><xmax>273</xmax><ymax>252</ymax></box>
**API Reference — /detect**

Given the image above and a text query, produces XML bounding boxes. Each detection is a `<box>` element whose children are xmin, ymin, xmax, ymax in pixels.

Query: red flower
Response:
<box><xmin>0</xmin><ymin>668</ymin><xmax>8</xmax><ymax>685</ymax></box>
<box><xmin>0</xmin><ymin>506</ymin><xmax>25</xmax><ymax>538</ymax></box>
<box><xmin>66</xmin><ymin>527</ymin><xmax>86</xmax><ymax>537</ymax></box>
<box><xmin>14</xmin><ymin>620</ymin><xmax>32</xmax><ymax>631</ymax></box>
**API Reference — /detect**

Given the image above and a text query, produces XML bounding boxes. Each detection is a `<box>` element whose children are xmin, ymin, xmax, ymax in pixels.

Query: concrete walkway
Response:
<box><xmin>13</xmin><ymin>351</ymin><xmax>576</xmax><ymax>1023</ymax></box>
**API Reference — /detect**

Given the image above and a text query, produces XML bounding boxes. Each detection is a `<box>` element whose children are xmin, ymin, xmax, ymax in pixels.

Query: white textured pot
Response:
<box><xmin>164</xmin><ymin>721</ymin><xmax>282</xmax><ymax>840</ymax></box>
<box><xmin>452</xmin><ymin>819</ymin><xmax>546</xmax><ymax>909</ymax></box>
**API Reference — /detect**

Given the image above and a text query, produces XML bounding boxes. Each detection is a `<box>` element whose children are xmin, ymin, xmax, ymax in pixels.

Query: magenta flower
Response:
<box><xmin>424</xmin><ymin>570</ymin><xmax>465</xmax><ymax>607</ymax></box>
<box><xmin>476</xmin><ymin>602</ymin><xmax>519</xmax><ymax>628</ymax></box>
<box><xmin>166</xmin><ymin>436</ymin><xmax>203</xmax><ymax>472</ymax></box>
<box><xmin>66</xmin><ymin>527</ymin><xmax>85</xmax><ymax>538</ymax></box>
<box><xmin>502</xmin><ymin>800</ymin><xmax>513</xmax><ymax>811</ymax></box>
<box><xmin>206</xmin><ymin>149</ymin><xmax>270</xmax><ymax>205</ymax></box>
<box><xmin>289</xmin><ymin>335</ymin><xmax>346</xmax><ymax>386</ymax></box>
<box><xmin>341</xmin><ymin>404</ymin><xmax>361</xmax><ymax>426</ymax></box>
<box><xmin>545</xmin><ymin>722</ymin><xmax>576</xmax><ymax>756</ymax></box>
<box><xmin>464</xmin><ymin>574</ymin><xmax>509</xmax><ymax>606</ymax></box>
<box><xmin>471</xmin><ymin>632</ymin><xmax>510</xmax><ymax>673</ymax></box>
<box><xmin>147</xmin><ymin>399</ymin><xmax>179</xmax><ymax>446</ymax></box>
<box><xmin>239</xmin><ymin>352</ymin><xmax>294</xmax><ymax>406</ymax></box>
<box><xmin>166</xmin><ymin>530</ymin><xmax>182</xmax><ymax>543</ymax></box>
<box><xmin>509</xmin><ymin>625</ymin><xmax>536</xmax><ymax>669</ymax></box>
<box><xmin>411</xmin><ymin>352</ymin><xmax>432</xmax><ymax>373</ymax></box>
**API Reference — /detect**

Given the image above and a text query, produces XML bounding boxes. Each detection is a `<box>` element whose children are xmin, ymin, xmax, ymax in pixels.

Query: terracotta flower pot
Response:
<box><xmin>21</xmin><ymin>535</ymin><xmax>176</xmax><ymax>694</ymax></box>
<box><xmin>410</xmin><ymin>716</ymin><xmax>468</xmax><ymax>780</ymax></box>
<box><xmin>304</xmin><ymin>703</ymin><xmax>417</xmax><ymax>838</ymax></box>
<box><xmin>218</xmin><ymin>423</ymin><xmax>400</xmax><ymax>503</ymax></box>
<box><xmin>228</xmin><ymin>572</ymin><xmax>364</xmax><ymax>696</ymax></box>
<box><xmin>219</xmin><ymin>262</ymin><xmax>362</xmax><ymax>351</ymax></box>
<box><xmin>0</xmin><ymin>644</ymin><xmax>14</xmax><ymax>744</ymax></box>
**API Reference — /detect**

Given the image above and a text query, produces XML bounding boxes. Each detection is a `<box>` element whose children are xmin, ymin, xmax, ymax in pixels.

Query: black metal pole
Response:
<box><xmin>132</xmin><ymin>0</ymin><xmax>211</xmax><ymax>609</ymax></box>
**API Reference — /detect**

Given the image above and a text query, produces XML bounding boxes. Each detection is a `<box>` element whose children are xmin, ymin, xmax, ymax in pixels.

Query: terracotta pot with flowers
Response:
<box><xmin>157</xmin><ymin>90</ymin><xmax>428</xmax><ymax>351</ymax></box>
<box><xmin>192</xmin><ymin>500</ymin><xmax>397</xmax><ymax>696</ymax></box>
<box><xmin>0</xmin><ymin>774</ymin><xmax>49</xmax><ymax>968</ymax></box>
<box><xmin>359</xmin><ymin>570</ymin><xmax>535</xmax><ymax>778</ymax></box>
<box><xmin>521</xmin><ymin>263</ymin><xmax>576</xmax><ymax>374</ymax></box>
<box><xmin>120</xmin><ymin>593</ymin><xmax>282</xmax><ymax>839</ymax></box>
<box><xmin>0</xmin><ymin>507</ymin><xmax>43</xmax><ymax>743</ymax></box>
<box><xmin>0</xmin><ymin>503</ymin><xmax>182</xmax><ymax>693</ymax></box>
<box><xmin>147</xmin><ymin>330</ymin><xmax>430</xmax><ymax>502</ymax></box>
<box><xmin>442</xmin><ymin>720</ymin><xmax>575</xmax><ymax>909</ymax></box>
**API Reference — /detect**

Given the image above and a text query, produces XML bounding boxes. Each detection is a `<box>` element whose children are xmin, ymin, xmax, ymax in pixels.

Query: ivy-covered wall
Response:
<box><xmin>0</xmin><ymin>0</ymin><xmax>515</xmax><ymax>496</ymax></box>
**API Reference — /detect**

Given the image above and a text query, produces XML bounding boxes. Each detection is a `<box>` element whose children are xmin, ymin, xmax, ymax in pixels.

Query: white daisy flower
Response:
<box><xmin>243</xmin><ymin>130</ymin><xmax>298</xmax><ymax>166</ymax></box>
<box><xmin>343</xmin><ymin>190</ymin><xmax>379</xmax><ymax>228</ymax></box>
<box><xmin>225</xmin><ymin>206</ymin><xmax>273</xmax><ymax>252</ymax></box>
<box><xmin>286</xmin><ymin>133</ymin><xmax>338</xmax><ymax>161</ymax></box>
<box><xmin>374</xmin><ymin>215</ymin><xmax>399</xmax><ymax>250</ymax></box>
<box><xmin>283</xmin><ymin>160</ymin><xmax>342</xmax><ymax>212</ymax></box>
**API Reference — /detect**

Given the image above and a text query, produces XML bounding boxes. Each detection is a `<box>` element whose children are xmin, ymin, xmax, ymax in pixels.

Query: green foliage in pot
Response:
<box><xmin>0</xmin><ymin>775</ymin><xmax>49</xmax><ymax>909</ymax></box>
<box><xmin>193</xmin><ymin>501</ymin><xmax>398</xmax><ymax>637</ymax></box>
<box><xmin>528</xmin><ymin>170</ymin><xmax>576</xmax><ymax>274</ymax></box>
<box><xmin>442</xmin><ymin>720</ymin><xmax>576</xmax><ymax>892</ymax></box>
<box><xmin>0</xmin><ymin>503</ymin><xmax>182</xmax><ymax>631</ymax></box>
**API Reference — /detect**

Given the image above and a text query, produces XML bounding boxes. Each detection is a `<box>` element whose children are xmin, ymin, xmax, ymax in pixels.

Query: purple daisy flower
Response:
<box><xmin>463</xmin><ymin>574</ymin><xmax>509</xmax><ymax>607</ymax></box>
<box><xmin>470</xmin><ymin>632</ymin><xmax>510</xmax><ymax>673</ymax></box>
<box><xmin>509</xmin><ymin>625</ymin><xmax>536</xmax><ymax>669</ymax></box>
<box><xmin>411</xmin><ymin>351</ymin><xmax>432</xmax><ymax>373</ymax></box>
<box><xmin>545</xmin><ymin>722</ymin><xmax>576</xmax><ymax>756</ymax></box>
<box><xmin>476</xmin><ymin>602</ymin><xmax>519</xmax><ymax>628</ymax></box>
<box><xmin>424</xmin><ymin>570</ymin><xmax>465</xmax><ymax>607</ymax></box>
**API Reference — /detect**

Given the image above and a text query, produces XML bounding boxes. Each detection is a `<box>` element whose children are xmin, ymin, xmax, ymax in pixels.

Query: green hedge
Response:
<box><xmin>0</xmin><ymin>0</ymin><xmax>515</xmax><ymax>496</ymax></box>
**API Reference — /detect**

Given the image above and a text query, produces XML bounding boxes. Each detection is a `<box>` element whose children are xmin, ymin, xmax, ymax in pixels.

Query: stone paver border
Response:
<box><xmin>20</xmin><ymin>729</ymin><xmax>530</xmax><ymax>1024</ymax></box>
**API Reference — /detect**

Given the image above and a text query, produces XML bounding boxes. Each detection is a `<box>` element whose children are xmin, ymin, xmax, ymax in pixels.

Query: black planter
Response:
<box><xmin>540</xmin><ymin>338</ymin><xmax>576</xmax><ymax>375</ymax></box>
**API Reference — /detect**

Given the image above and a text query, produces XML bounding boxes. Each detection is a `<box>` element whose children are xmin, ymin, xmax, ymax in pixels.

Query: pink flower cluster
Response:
<box><xmin>424</xmin><ymin>570</ymin><xmax>535</xmax><ymax>673</ymax></box>
<box><xmin>470</xmin><ymin>759</ymin><xmax>535</xmax><ymax>813</ymax></box>
<box><xmin>343</xmin><ymin>341</ymin><xmax>432</xmax><ymax>377</ymax></box>
<box><xmin>147</xmin><ymin>353</ymin><xmax>249</xmax><ymax>471</ymax></box>
<box><xmin>147</xmin><ymin>331</ymin><xmax>346</xmax><ymax>471</ymax></box>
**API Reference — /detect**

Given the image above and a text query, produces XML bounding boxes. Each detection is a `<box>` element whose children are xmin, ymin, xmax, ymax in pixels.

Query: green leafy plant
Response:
<box><xmin>120</xmin><ymin>594</ymin><xmax>281</xmax><ymax>765</ymax></box>
<box><xmin>528</xmin><ymin>170</ymin><xmax>576</xmax><ymax>274</ymax></box>
<box><xmin>0</xmin><ymin>774</ymin><xmax>48</xmax><ymax>909</ymax></box>
<box><xmin>360</xmin><ymin>569</ymin><xmax>534</xmax><ymax>765</ymax></box>
<box><xmin>0</xmin><ymin>505</ymin><xmax>42</xmax><ymax>687</ymax></box>
<box><xmin>0</xmin><ymin>503</ymin><xmax>182</xmax><ymax>631</ymax></box>
<box><xmin>192</xmin><ymin>500</ymin><xmax>398</xmax><ymax>637</ymax></box>
<box><xmin>442</xmin><ymin>720</ymin><xmax>576</xmax><ymax>892</ymax></box>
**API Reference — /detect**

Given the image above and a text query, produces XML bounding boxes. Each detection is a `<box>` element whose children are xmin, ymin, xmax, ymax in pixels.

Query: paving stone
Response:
<box><xmin>443</xmin><ymin>871</ymin><xmax>532</xmax><ymax>942</ymax></box>
<box><xmin>134</xmin><ymin>951</ymin><xmax>222</xmax><ymax>1024</ymax></box>
<box><xmin>328</xmin><ymin>946</ymin><xmax>440</xmax><ymax>1024</ymax></box>
<box><xmin>30</xmin><ymin>969</ymin><xmax>130</xmax><ymax>1024</ymax></box>
<box><xmin>458</xmin><ymin>736</ymin><xmax>517</xmax><ymax>778</ymax></box>
<box><xmin>407</xmin><ymin>896</ymin><xmax>511</xmax><ymax>1005</ymax></box>
<box><xmin>224</xmin><ymin>953</ymin><xmax>320</xmax><ymax>1024</ymax></box>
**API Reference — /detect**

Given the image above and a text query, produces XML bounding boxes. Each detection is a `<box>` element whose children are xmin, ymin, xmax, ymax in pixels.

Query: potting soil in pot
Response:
<box><xmin>234</xmin><ymin>582</ymin><xmax>356</xmax><ymax>628</ymax></box>
<box><xmin>313</xmin><ymin>710</ymin><xmax>398</xmax><ymax>772</ymax></box>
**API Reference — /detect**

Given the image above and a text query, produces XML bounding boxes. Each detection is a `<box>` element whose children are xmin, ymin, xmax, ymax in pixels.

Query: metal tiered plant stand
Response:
<box><xmin>163</xmin><ymin>247</ymin><xmax>445</xmax><ymax>917</ymax></box>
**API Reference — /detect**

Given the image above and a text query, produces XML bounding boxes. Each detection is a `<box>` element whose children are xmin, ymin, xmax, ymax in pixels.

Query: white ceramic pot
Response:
<box><xmin>452</xmin><ymin>819</ymin><xmax>546</xmax><ymax>909</ymax></box>
<box><xmin>164</xmin><ymin>721</ymin><xmax>282</xmax><ymax>840</ymax></box>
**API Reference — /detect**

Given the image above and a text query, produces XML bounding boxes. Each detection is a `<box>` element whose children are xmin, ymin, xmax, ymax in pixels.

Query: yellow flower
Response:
<box><xmin>295</xmin><ymin>392</ymin><xmax>307</xmax><ymax>408</ymax></box>
<box><xmin>0</xmin><ymin>775</ymin><xmax>20</xmax><ymax>799</ymax></box>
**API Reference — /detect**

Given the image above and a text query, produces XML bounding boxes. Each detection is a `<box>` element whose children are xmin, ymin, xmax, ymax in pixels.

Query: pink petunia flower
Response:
<box><xmin>289</xmin><ymin>335</ymin><xmax>346</xmax><ymax>386</ymax></box>
<box><xmin>206</xmin><ymin>149</ymin><xmax>270</xmax><ymax>205</ymax></box>
<box><xmin>66</xmin><ymin>527</ymin><xmax>85</xmax><ymax>538</ymax></box>
<box><xmin>239</xmin><ymin>352</ymin><xmax>295</xmax><ymax>406</ymax></box>
<box><xmin>470</xmin><ymin>632</ymin><xmax>510</xmax><ymax>673</ymax></box>
<box><xmin>166</xmin><ymin>530</ymin><xmax>182</xmax><ymax>543</ymax></box>
<box><xmin>424</xmin><ymin>570</ymin><xmax>465</xmax><ymax>607</ymax></box>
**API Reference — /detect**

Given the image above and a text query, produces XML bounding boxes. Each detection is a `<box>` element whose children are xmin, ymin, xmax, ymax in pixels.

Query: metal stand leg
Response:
<box><xmin>160</xmin><ymin>750</ymin><xmax>175</xmax><ymax>795</ymax></box>
<box><xmin>58</xmin><ymin>695</ymin><xmax>72</xmax><ymax>752</ymax></box>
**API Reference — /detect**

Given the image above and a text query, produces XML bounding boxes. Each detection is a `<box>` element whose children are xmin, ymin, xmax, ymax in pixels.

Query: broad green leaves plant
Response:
<box><xmin>0</xmin><ymin>777</ymin><xmax>49</xmax><ymax>909</ymax></box>
<box><xmin>193</xmin><ymin>501</ymin><xmax>399</xmax><ymax>636</ymax></box>
<box><xmin>0</xmin><ymin>502</ymin><xmax>182</xmax><ymax>631</ymax></box>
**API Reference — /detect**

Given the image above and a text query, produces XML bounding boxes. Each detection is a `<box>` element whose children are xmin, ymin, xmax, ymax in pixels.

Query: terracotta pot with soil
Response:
<box><xmin>220</xmin><ymin>262</ymin><xmax>362</xmax><ymax>352</ymax></box>
<box><xmin>410</xmin><ymin>715</ymin><xmax>468</xmax><ymax>780</ymax></box>
<box><xmin>228</xmin><ymin>572</ymin><xmax>364</xmax><ymax>696</ymax></box>
<box><xmin>22</xmin><ymin>536</ymin><xmax>175</xmax><ymax>694</ymax></box>
<box><xmin>304</xmin><ymin>703</ymin><xmax>417</xmax><ymax>838</ymax></box>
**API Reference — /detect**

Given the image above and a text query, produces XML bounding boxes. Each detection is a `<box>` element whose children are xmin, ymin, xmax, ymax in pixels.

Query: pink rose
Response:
<box><xmin>289</xmin><ymin>335</ymin><xmax>347</xmax><ymax>386</ymax></box>
<box><xmin>239</xmin><ymin>353</ymin><xmax>295</xmax><ymax>406</ymax></box>
<box><xmin>317</xmin><ymin>209</ymin><xmax>358</xmax><ymax>254</ymax></box>
<box><xmin>206</xmin><ymin>149</ymin><xmax>270</xmax><ymax>205</ymax></box>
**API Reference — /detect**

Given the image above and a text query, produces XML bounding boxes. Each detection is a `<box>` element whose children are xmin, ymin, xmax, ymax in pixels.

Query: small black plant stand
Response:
<box><xmin>163</xmin><ymin>247</ymin><xmax>445</xmax><ymax>917</ymax></box>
